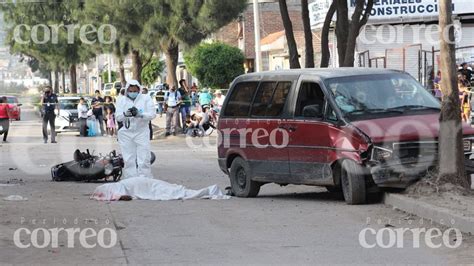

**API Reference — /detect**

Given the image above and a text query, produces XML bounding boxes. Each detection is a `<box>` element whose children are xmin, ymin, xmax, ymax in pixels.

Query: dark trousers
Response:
<box><xmin>42</xmin><ymin>112</ymin><xmax>56</xmax><ymax>142</ymax></box>
<box><xmin>79</xmin><ymin>118</ymin><xmax>87</xmax><ymax>137</ymax></box>
<box><xmin>0</xmin><ymin>118</ymin><xmax>9</xmax><ymax>141</ymax></box>
<box><xmin>96</xmin><ymin>115</ymin><xmax>105</xmax><ymax>135</ymax></box>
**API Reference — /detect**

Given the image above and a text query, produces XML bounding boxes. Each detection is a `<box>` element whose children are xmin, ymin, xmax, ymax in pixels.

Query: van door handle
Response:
<box><xmin>278</xmin><ymin>125</ymin><xmax>297</xmax><ymax>132</ymax></box>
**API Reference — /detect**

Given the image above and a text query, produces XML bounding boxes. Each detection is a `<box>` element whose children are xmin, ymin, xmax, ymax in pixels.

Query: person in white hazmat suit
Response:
<box><xmin>116</xmin><ymin>80</ymin><xmax>156</xmax><ymax>179</ymax></box>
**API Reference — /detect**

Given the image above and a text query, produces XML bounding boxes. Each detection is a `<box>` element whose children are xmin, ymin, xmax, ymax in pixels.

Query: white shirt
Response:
<box><xmin>77</xmin><ymin>103</ymin><xmax>89</xmax><ymax>119</ymax></box>
<box><xmin>164</xmin><ymin>91</ymin><xmax>181</xmax><ymax>107</ymax></box>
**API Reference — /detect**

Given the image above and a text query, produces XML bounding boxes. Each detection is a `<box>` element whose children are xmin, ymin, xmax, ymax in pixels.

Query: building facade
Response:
<box><xmin>214</xmin><ymin>0</ymin><xmax>321</xmax><ymax>72</ymax></box>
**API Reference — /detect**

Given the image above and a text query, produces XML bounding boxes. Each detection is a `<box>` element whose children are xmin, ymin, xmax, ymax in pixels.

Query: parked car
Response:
<box><xmin>217</xmin><ymin>68</ymin><xmax>474</xmax><ymax>205</ymax></box>
<box><xmin>55</xmin><ymin>97</ymin><xmax>88</xmax><ymax>133</ymax></box>
<box><xmin>103</xmin><ymin>81</ymin><xmax>122</xmax><ymax>96</ymax></box>
<box><xmin>1</xmin><ymin>95</ymin><xmax>22</xmax><ymax>120</ymax></box>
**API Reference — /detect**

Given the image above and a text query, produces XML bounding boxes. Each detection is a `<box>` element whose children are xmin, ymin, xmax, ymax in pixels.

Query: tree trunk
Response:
<box><xmin>301</xmin><ymin>0</ymin><xmax>314</xmax><ymax>68</ymax></box>
<box><xmin>70</xmin><ymin>64</ymin><xmax>77</xmax><ymax>94</ymax></box>
<box><xmin>438</xmin><ymin>0</ymin><xmax>470</xmax><ymax>188</ymax></box>
<box><xmin>61</xmin><ymin>70</ymin><xmax>66</xmax><ymax>93</ymax></box>
<box><xmin>131</xmin><ymin>49</ymin><xmax>142</xmax><ymax>83</ymax></box>
<box><xmin>53</xmin><ymin>70</ymin><xmax>60</xmax><ymax>94</ymax></box>
<box><xmin>118</xmin><ymin>57</ymin><xmax>126</xmax><ymax>87</ymax></box>
<box><xmin>335</xmin><ymin>0</ymin><xmax>349</xmax><ymax>67</ymax></box>
<box><xmin>320</xmin><ymin>2</ymin><xmax>337</xmax><ymax>68</ymax></box>
<box><xmin>278</xmin><ymin>0</ymin><xmax>301</xmax><ymax>69</ymax></box>
<box><xmin>343</xmin><ymin>0</ymin><xmax>374</xmax><ymax>67</ymax></box>
<box><xmin>163</xmin><ymin>41</ymin><xmax>179</xmax><ymax>89</ymax></box>
<box><xmin>47</xmin><ymin>71</ymin><xmax>52</xmax><ymax>87</ymax></box>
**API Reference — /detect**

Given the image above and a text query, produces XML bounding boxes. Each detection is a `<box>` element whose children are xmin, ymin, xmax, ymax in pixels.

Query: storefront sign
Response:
<box><xmin>310</xmin><ymin>0</ymin><xmax>474</xmax><ymax>28</ymax></box>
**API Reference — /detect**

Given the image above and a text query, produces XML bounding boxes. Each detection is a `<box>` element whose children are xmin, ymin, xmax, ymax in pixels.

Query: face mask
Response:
<box><xmin>128</xmin><ymin>92</ymin><xmax>139</xmax><ymax>99</ymax></box>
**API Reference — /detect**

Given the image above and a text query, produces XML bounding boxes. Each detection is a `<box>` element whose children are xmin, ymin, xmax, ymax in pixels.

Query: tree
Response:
<box><xmin>185</xmin><ymin>42</ymin><xmax>244</xmax><ymax>89</ymax></box>
<box><xmin>278</xmin><ymin>0</ymin><xmax>301</xmax><ymax>69</ymax></box>
<box><xmin>1</xmin><ymin>0</ymin><xmax>96</xmax><ymax>93</ymax></box>
<box><xmin>320</xmin><ymin>0</ymin><xmax>373</xmax><ymax>67</ymax></box>
<box><xmin>142</xmin><ymin>0</ymin><xmax>247</xmax><ymax>88</ymax></box>
<box><xmin>141</xmin><ymin>58</ymin><xmax>165</xmax><ymax>87</ymax></box>
<box><xmin>437</xmin><ymin>0</ymin><xmax>470</xmax><ymax>188</ymax></box>
<box><xmin>301</xmin><ymin>0</ymin><xmax>314</xmax><ymax>68</ymax></box>
<box><xmin>101</xmin><ymin>71</ymin><xmax>117</xmax><ymax>83</ymax></box>
<box><xmin>320</xmin><ymin>2</ymin><xmax>336</xmax><ymax>67</ymax></box>
<box><xmin>83</xmin><ymin>0</ymin><xmax>154</xmax><ymax>83</ymax></box>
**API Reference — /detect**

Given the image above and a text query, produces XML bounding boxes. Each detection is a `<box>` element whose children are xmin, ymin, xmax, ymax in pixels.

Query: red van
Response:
<box><xmin>217</xmin><ymin>69</ymin><xmax>474</xmax><ymax>204</ymax></box>
<box><xmin>0</xmin><ymin>96</ymin><xmax>22</xmax><ymax>120</ymax></box>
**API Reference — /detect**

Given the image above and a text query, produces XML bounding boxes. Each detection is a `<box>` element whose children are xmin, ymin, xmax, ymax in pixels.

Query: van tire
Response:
<box><xmin>341</xmin><ymin>160</ymin><xmax>366</xmax><ymax>205</ymax></box>
<box><xmin>229</xmin><ymin>157</ymin><xmax>260</xmax><ymax>197</ymax></box>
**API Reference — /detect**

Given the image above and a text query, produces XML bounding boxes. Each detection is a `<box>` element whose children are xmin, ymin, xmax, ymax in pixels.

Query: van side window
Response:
<box><xmin>266</xmin><ymin>82</ymin><xmax>291</xmax><ymax>116</ymax></box>
<box><xmin>224</xmin><ymin>82</ymin><xmax>259</xmax><ymax>117</ymax></box>
<box><xmin>251</xmin><ymin>82</ymin><xmax>277</xmax><ymax>117</ymax></box>
<box><xmin>295</xmin><ymin>82</ymin><xmax>325</xmax><ymax>118</ymax></box>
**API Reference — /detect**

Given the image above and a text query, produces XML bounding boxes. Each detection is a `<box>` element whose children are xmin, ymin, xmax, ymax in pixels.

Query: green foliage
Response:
<box><xmin>141</xmin><ymin>58</ymin><xmax>165</xmax><ymax>86</ymax></box>
<box><xmin>0</xmin><ymin>0</ymin><xmax>96</xmax><ymax>72</ymax></box>
<box><xmin>185</xmin><ymin>42</ymin><xmax>244</xmax><ymax>89</ymax></box>
<box><xmin>101</xmin><ymin>71</ymin><xmax>117</xmax><ymax>83</ymax></box>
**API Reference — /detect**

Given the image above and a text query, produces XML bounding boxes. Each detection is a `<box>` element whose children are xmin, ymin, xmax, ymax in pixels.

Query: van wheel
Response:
<box><xmin>229</xmin><ymin>157</ymin><xmax>260</xmax><ymax>197</ymax></box>
<box><xmin>341</xmin><ymin>160</ymin><xmax>366</xmax><ymax>205</ymax></box>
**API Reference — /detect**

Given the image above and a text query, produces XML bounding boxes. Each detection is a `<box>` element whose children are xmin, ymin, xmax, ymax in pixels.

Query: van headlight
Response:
<box><xmin>371</xmin><ymin>146</ymin><xmax>393</xmax><ymax>162</ymax></box>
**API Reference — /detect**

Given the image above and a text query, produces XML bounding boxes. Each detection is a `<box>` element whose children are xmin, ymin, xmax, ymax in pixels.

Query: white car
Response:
<box><xmin>55</xmin><ymin>97</ymin><xmax>89</xmax><ymax>133</ymax></box>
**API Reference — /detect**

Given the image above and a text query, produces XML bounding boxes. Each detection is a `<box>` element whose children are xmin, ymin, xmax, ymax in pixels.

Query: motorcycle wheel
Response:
<box><xmin>113</xmin><ymin>170</ymin><xmax>122</xmax><ymax>182</ymax></box>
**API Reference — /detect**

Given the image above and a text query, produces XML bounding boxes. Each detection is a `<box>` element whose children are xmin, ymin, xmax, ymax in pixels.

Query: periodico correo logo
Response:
<box><xmin>12</xmin><ymin>217</ymin><xmax>117</xmax><ymax>249</ymax></box>
<box><xmin>359</xmin><ymin>227</ymin><xmax>462</xmax><ymax>249</ymax></box>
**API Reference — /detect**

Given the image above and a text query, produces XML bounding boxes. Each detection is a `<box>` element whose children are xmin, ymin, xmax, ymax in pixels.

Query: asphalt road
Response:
<box><xmin>0</xmin><ymin>106</ymin><xmax>473</xmax><ymax>264</ymax></box>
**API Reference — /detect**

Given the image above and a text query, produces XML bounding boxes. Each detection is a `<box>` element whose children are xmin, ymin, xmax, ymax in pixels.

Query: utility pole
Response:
<box><xmin>253</xmin><ymin>0</ymin><xmax>262</xmax><ymax>72</ymax></box>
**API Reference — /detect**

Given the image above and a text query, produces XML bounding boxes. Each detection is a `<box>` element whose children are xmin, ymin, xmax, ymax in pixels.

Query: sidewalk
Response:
<box><xmin>384</xmin><ymin>186</ymin><xmax>474</xmax><ymax>234</ymax></box>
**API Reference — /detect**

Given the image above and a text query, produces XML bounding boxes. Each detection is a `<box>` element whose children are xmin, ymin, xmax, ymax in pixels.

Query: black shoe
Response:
<box><xmin>51</xmin><ymin>141</ymin><xmax>57</xmax><ymax>144</ymax></box>
<box><xmin>172</xmin><ymin>132</ymin><xmax>176</xmax><ymax>136</ymax></box>
<box><xmin>165</xmin><ymin>132</ymin><xmax>171</xmax><ymax>137</ymax></box>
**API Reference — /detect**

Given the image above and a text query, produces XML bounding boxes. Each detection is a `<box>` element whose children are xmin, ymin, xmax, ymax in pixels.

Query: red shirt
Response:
<box><xmin>0</xmin><ymin>104</ymin><xmax>11</xmax><ymax>119</ymax></box>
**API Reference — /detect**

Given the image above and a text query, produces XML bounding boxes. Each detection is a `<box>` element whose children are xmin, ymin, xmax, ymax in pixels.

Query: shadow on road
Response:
<box><xmin>257</xmin><ymin>191</ymin><xmax>384</xmax><ymax>205</ymax></box>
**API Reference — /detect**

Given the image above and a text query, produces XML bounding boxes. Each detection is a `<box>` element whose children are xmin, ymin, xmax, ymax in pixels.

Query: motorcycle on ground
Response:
<box><xmin>51</xmin><ymin>149</ymin><xmax>156</xmax><ymax>182</ymax></box>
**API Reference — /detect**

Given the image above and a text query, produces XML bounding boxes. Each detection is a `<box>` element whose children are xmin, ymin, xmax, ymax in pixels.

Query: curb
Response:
<box><xmin>383</xmin><ymin>193</ymin><xmax>474</xmax><ymax>234</ymax></box>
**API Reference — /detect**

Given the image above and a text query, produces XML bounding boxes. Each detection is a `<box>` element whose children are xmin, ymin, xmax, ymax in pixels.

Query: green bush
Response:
<box><xmin>185</xmin><ymin>42</ymin><xmax>245</xmax><ymax>89</ymax></box>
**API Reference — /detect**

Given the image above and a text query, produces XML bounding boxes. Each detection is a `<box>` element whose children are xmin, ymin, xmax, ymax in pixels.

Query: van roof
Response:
<box><xmin>241</xmin><ymin>68</ymin><xmax>403</xmax><ymax>79</ymax></box>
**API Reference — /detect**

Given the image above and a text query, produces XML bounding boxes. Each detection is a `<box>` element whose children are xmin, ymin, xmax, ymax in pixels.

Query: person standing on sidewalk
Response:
<box><xmin>164</xmin><ymin>86</ymin><xmax>181</xmax><ymax>136</ymax></box>
<box><xmin>77</xmin><ymin>97</ymin><xmax>89</xmax><ymax>137</ymax></box>
<box><xmin>0</xmin><ymin>96</ymin><xmax>12</xmax><ymax>142</ymax></box>
<box><xmin>155</xmin><ymin>85</ymin><xmax>166</xmax><ymax>117</ymax></box>
<box><xmin>91</xmin><ymin>90</ymin><xmax>105</xmax><ymax>136</ymax></box>
<box><xmin>178</xmin><ymin>79</ymin><xmax>191</xmax><ymax>133</ymax></box>
<box><xmin>40</xmin><ymin>86</ymin><xmax>59</xmax><ymax>144</ymax></box>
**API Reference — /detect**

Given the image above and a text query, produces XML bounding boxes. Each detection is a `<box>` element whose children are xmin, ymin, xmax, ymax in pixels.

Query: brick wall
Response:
<box><xmin>214</xmin><ymin>0</ymin><xmax>313</xmax><ymax>59</ymax></box>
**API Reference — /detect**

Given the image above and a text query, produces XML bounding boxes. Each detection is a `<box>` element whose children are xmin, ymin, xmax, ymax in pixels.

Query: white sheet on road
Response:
<box><xmin>91</xmin><ymin>177</ymin><xmax>230</xmax><ymax>201</ymax></box>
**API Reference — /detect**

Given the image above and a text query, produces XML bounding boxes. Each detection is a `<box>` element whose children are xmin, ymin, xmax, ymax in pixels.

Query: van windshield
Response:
<box><xmin>325</xmin><ymin>74</ymin><xmax>440</xmax><ymax>121</ymax></box>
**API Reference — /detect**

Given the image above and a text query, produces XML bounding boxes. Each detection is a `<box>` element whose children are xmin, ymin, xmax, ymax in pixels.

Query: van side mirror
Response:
<box><xmin>303</xmin><ymin>104</ymin><xmax>323</xmax><ymax>118</ymax></box>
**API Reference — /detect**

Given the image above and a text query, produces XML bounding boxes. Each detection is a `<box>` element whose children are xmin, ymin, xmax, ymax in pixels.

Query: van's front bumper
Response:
<box><xmin>369</xmin><ymin>157</ymin><xmax>436</xmax><ymax>188</ymax></box>
<box><xmin>370</xmin><ymin>155</ymin><xmax>474</xmax><ymax>188</ymax></box>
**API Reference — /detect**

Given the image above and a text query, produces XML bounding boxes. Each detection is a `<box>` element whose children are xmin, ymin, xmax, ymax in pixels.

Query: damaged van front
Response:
<box><xmin>327</xmin><ymin>73</ymin><xmax>474</xmax><ymax>189</ymax></box>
